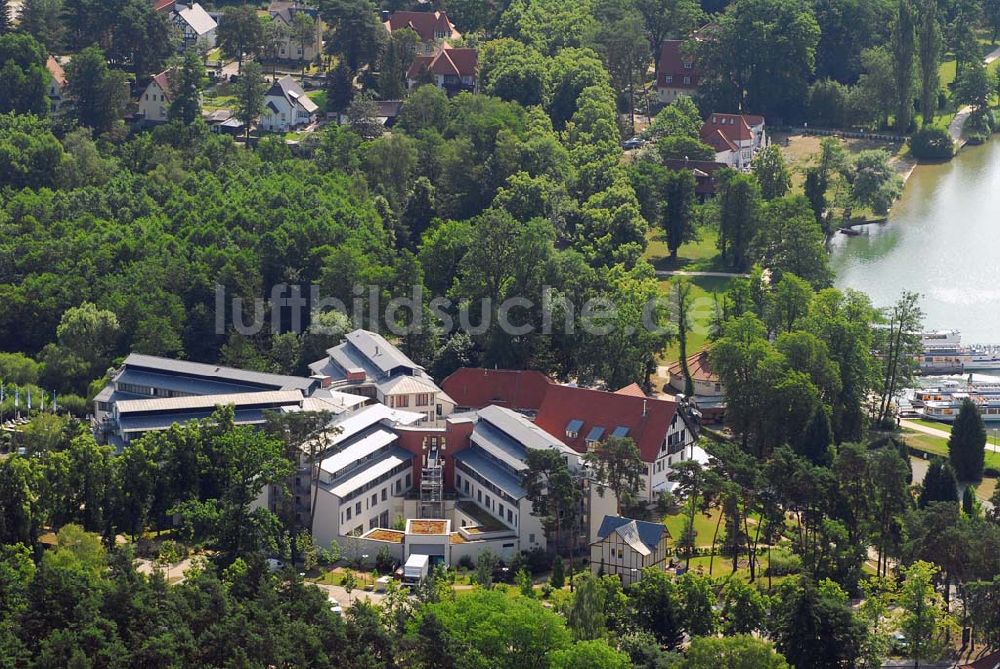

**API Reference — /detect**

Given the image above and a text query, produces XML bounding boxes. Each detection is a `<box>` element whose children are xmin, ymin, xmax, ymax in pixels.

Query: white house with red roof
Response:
<box><xmin>406</xmin><ymin>43</ymin><xmax>477</xmax><ymax>94</ymax></box>
<box><xmin>138</xmin><ymin>69</ymin><xmax>174</xmax><ymax>123</ymax></box>
<box><xmin>384</xmin><ymin>10</ymin><xmax>461</xmax><ymax>55</ymax></box>
<box><xmin>45</xmin><ymin>57</ymin><xmax>67</xmax><ymax>112</ymax></box>
<box><xmin>699</xmin><ymin>112</ymin><xmax>767</xmax><ymax>170</ymax></box>
<box><xmin>655</xmin><ymin>40</ymin><xmax>700</xmax><ymax>104</ymax></box>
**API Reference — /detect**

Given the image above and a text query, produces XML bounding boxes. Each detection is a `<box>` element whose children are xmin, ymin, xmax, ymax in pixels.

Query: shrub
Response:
<box><xmin>457</xmin><ymin>554</ymin><xmax>475</xmax><ymax>571</ymax></box>
<box><xmin>550</xmin><ymin>556</ymin><xmax>565</xmax><ymax>589</ymax></box>
<box><xmin>765</xmin><ymin>548</ymin><xmax>802</xmax><ymax>576</ymax></box>
<box><xmin>909</xmin><ymin>127</ymin><xmax>955</xmax><ymax>160</ymax></box>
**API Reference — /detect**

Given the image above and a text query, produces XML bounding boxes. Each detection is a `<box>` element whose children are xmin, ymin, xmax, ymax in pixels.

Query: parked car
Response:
<box><xmin>622</xmin><ymin>137</ymin><xmax>646</xmax><ymax>150</ymax></box>
<box><xmin>328</xmin><ymin>597</ymin><xmax>343</xmax><ymax>617</ymax></box>
<box><xmin>266</xmin><ymin>558</ymin><xmax>285</xmax><ymax>572</ymax></box>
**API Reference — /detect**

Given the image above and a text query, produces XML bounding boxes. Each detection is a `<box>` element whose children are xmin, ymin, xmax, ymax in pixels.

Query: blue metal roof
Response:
<box><xmin>595</xmin><ymin>515</ymin><xmax>667</xmax><ymax>549</ymax></box>
<box><xmin>455</xmin><ymin>447</ymin><xmax>526</xmax><ymax>499</ymax></box>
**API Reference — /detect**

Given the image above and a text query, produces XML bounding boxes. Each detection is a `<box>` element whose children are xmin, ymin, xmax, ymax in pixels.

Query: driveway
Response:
<box><xmin>313</xmin><ymin>581</ymin><xmax>388</xmax><ymax>607</ymax></box>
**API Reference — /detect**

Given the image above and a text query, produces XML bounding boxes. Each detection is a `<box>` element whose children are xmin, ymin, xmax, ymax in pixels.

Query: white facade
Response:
<box><xmin>172</xmin><ymin>3</ymin><xmax>217</xmax><ymax>51</ymax></box>
<box><xmin>138</xmin><ymin>78</ymin><xmax>171</xmax><ymax>123</ymax></box>
<box><xmin>261</xmin><ymin>75</ymin><xmax>319</xmax><ymax>132</ymax></box>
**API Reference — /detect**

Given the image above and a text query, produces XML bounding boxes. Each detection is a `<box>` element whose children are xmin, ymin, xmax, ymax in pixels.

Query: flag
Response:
<box><xmin>53</xmin><ymin>393</ymin><xmax>58</xmax><ymax>412</ymax></box>
<box><xmin>40</xmin><ymin>392</ymin><xmax>45</xmax><ymax>412</ymax></box>
<box><xmin>0</xmin><ymin>381</ymin><xmax>4</xmax><ymax>404</ymax></box>
<box><xmin>14</xmin><ymin>388</ymin><xmax>19</xmax><ymax>409</ymax></box>
<box><xmin>27</xmin><ymin>389</ymin><xmax>31</xmax><ymax>411</ymax></box>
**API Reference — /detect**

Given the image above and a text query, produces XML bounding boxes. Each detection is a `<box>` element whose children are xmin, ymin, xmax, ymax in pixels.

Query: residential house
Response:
<box><xmin>383</xmin><ymin>10</ymin><xmax>461</xmax><ymax>55</ymax></box>
<box><xmin>655</xmin><ymin>40</ymin><xmax>700</xmax><ymax>104</ymax></box>
<box><xmin>267</xmin><ymin>2</ymin><xmax>323</xmax><ymax>63</ymax></box>
<box><xmin>590</xmin><ymin>515</ymin><xmax>671</xmax><ymax>586</ymax></box>
<box><xmin>406</xmin><ymin>43</ymin><xmax>477</xmax><ymax>94</ymax></box>
<box><xmin>442</xmin><ymin>368</ymin><xmax>706</xmax><ymax>502</ymax></box>
<box><xmin>662</xmin><ymin>158</ymin><xmax>728</xmax><ymax>200</ymax></box>
<box><xmin>260</xmin><ymin>74</ymin><xmax>318</xmax><ymax>131</ymax></box>
<box><xmin>308</xmin><ymin>329</ymin><xmax>455</xmax><ymax>426</ymax></box>
<box><xmin>171</xmin><ymin>3</ymin><xmax>217</xmax><ymax>51</ymax></box>
<box><xmin>699</xmin><ymin>113</ymin><xmax>767</xmax><ymax>170</ymax></box>
<box><xmin>666</xmin><ymin>350</ymin><xmax>726</xmax><ymax>424</ymax></box>
<box><xmin>45</xmin><ymin>56</ymin><xmax>67</xmax><ymax>112</ymax></box>
<box><xmin>137</xmin><ymin>69</ymin><xmax>173</xmax><ymax>123</ymax></box>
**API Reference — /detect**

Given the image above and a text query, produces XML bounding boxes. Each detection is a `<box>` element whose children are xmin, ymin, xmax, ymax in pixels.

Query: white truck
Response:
<box><xmin>402</xmin><ymin>553</ymin><xmax>430</xmax><ymax>586</ymax></box>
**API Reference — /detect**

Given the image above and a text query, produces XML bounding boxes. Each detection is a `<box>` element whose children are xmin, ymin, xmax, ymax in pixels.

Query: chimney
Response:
<box><xmin>374</xmin><ymin>345</ymin><xmax>380</xmax><ymax>356</ymax></box>
<box><xmin>642</xmin><ymin>399</ymin><xmax>648</xmax><ymax>417</ymax></box>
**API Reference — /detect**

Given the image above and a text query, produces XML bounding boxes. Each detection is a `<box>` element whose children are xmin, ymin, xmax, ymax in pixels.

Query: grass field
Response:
<box><xmin>645</xmin><ymin>226</ymin><xmax>725</xmax><ymax>273</ymax></box>
<box><xmin>901</xmin><ymin>428</ymin><xmax>1000</xmax><ymax>471</ymax></box>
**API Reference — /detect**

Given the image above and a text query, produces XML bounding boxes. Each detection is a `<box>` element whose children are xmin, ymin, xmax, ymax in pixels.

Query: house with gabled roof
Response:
<box><xmin>260</xmin><ymin>74</ymin><xmax>319</xmax><ymax>131</ymax></box>
<box><xmin>308</xmin><ymin>329</ymin><xmax>455</xmax><ymax>426</ymax></box>
<box><xmin>384</xmin><ymin>10</ymin><xmax>461</xmax><ymax>54</ymax></box>
<box><xmin>171</xmin><ymin>3</ymin><xmax>217</xmax><ymax>51</ymax></box>
<box><xmin>406</xmin><ymin>43</ymin><xmax>477</xmax><ymax>94</ymax></box>
<box><xmin>267</xmin><ymin>2</ymin><xmax>323</xmax><ymax>63</ymax></box>
<box><xmin>656</xmin><ymin>40</ymin><xmax>700</xmax><ymax>104</ymax></box>
<box><xmin>699</xmin><ymin>112</ymin><xmax>767</xmax><ymax>170</ymax></box>
<box><xmin>137</xmin><ymin>69</ymin><xmax>174</xmax><ymax>123</ymax></box>
<box><xmin>45</xmin><ymin>56</ymin><xmax>67</xmax><ymax>112</ymax></box>
<box><xmin>591</xmin><ymin>515</ymin><xmax>670</xmax><ymax>585</ymax></box>
<box><xmin>442</xmin><ymin>368</ymin><xmax>705</xmax><ymax>502</ymax></box>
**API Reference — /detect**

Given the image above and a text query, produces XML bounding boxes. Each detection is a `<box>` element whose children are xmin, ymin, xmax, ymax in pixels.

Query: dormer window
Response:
<box><xmin>565</xmin><ymin>419</ymin><xmax>583</xmax><ymax>439</ymax></box>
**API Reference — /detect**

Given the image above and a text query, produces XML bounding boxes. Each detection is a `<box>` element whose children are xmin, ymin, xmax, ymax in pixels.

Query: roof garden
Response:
<box><xmin>362</xmin><ymin>528</ymin><xmax>404</xmax><ymax>544</ymax></box>
<box><xmin>405</xmin><ymin>519</ymin><xmax>450</xmax><ymax>535</ymax></box>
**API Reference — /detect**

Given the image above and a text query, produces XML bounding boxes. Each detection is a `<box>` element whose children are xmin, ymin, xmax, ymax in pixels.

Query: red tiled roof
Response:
<box><xmin>384</xmin><ymin>10</ymin><xmax>460</xmax><ymax>42</ymax></box>
<box><xmin>152</xmin><ymin>0</ymin><xmax>174</xmax><ymax>12</ymax></box>
<box><xmin>662</xmin><ymin>159</ymin><xmax>728</xmax><ymax>195</ymax></box>
<box><xmin>442</xmin><ymin>368</ymin><xmax>553</xmax><ymax>411</ymax></box>
<box><xmin>615</xmin><ymin>383</ymin><xmax>647</xmax><ymax>397</ymax></box>
<box><xmin>406</xmin><ymin>44</ymin><xmax>477</xmax><ymax>79</ymax></box>
<box><xmin>666</xmin><ymin>350</ymin><xmax>719</xmax><ymax>383</ymax></box>
<box><xmin>149</xmin><ymin>69</ymin><xmax>174</xmax><ymax>101</ymax></box>
<box><xmin>443</xmin><ymin>367</ymin><xmax>682</xmax><ymax>462</ymax></box>
<box><xmin>535</xmin><ymin>384</ymin><xmax>680</xmax><ymax>462</ymax></box>
<box><xmin>657</xmin><ymin>40</ymin><xmax>700</xmax><ymax>89</ymax></box>
<box><xmin>46</xmin><ymin>56</ymin><xmax>66</xmax><ymax>87</ymax></box>
<box><xmin>700</xmin><ymin>113</ymin><xmax>766</xmax><ymax>153</ymax></box>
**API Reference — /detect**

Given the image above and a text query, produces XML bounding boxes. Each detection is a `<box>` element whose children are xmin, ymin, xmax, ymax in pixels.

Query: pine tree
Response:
<box><xmin>962</xmin><ymin>484</ymin><xmax>977</xmax><ymax>516</ymax></box>
<box><xmin>948</xmin><ymin>397</ymin><xmax>986</xmax><ymax>482</ymax></box>
<box><xmin>918</xmin><ymin>459</ymin><xmax>959</xmax><ymax>508</ymax></box>
<box><xmin>0</xmin><ymin>0</ymin><xmax>10</xmax><ymax>34</ymax></box>
<box><xmin>550</xmin><ymin>556</ymin><xmax>565</xmax><ymax>589</ymax></box>
<box><xmin>326</xmin><ymin>60</ymin><xmax>354</xmax><ymax>114</ymax></box>
<box><xmin>797</xmin><ymin>407</ymin><xmax>833</xmax><ymax>466</ymax></box>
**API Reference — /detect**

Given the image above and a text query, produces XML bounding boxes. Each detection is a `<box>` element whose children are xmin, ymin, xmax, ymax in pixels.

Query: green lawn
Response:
<box><xmin>663</xmin><ymin>507</ymin><xmax>724</xmax><ymax>548</ymax></box>
<box><xmin>307</xmin><ymin>89</ymin><xmax>327</xmax><ymax>111</ymax></box>
<box><xmin>906</xmin><ymin>419</ymin><xmax>1000</xmax><ymax>446</ymax></box>
<box><xmin>644</xmin><ymin>226</ymin><xmax>726</xmax><ymax>273</ymax></box>
<box><xmin>658</xmin><ymin>273</ymin><xmax>733</xmax><ymax>365</ymax></box>
<box><xmin>901</xmin><ymin>428</ymin><xmax>1000</xmax><ymax>471</ymax></box>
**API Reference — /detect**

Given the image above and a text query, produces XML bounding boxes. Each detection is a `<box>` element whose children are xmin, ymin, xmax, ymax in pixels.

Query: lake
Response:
<box><xmin>830</xmin><ymin>137</ymin><xmax>1000</xmax><ymax>344</ymax></box>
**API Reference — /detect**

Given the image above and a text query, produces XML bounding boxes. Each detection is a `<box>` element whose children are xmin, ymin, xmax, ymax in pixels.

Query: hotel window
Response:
<box><xmin>405</xmin><ymin>473</ymin><xmax>411</xmax><ymax>488</ymax></box>
<box><xmin>346</xmin><ymin>507</ymin><xmax>352</xmax><ymax>520</ymax></box>
<box><xmin>477</xmin><ymin>490</ymin><xmax>482</xmax><ymax>502</ymax></box>
<box><xmin>395</xmin><ymin>394</ymin><xmax>409</xmax><ymax>407</ymax></box>
<box><xmin>371</xmin><ymin>493</ymin><xmax>378</xmax><ymax>507</ymax></box>
<box><xmin>464</xmin><ymin>480</ymin><xmax>470</xmax><ymax>494</ymax></box>
<box><xmin>683</xmin><ymin>76</ymin><xmax>691</xmax><ymax>84</ymax></box>
<box><xmin>355</xmin><ymin>501</ymin><xmax>361</xmax><ymax>514</ymax></box>
<box><xmin>416</xmin><ymin>393</ymin><xmax>431</xmax><ymax>406</ymax></box>
<box><xmin>665</xmin><ymin>75</ymin><xmax>673</xmax><ymax>83</ymax></box>
<box><xmin>381</xmin><ymin>488</ymin><xmax>387</xmax><ymax>501</ymax></box>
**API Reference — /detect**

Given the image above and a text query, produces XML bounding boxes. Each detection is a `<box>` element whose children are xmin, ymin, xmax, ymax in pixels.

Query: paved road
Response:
<box><xmin>655</xmin><ymin>270</ymin><xmax>749</xmax><ymax>278</ymax></box>
<box><xmin>948</xmin><ymin>45</ymin><xmax>1000</xmax><ymax>142</ymax></box>
<box><xmin>900</xmin><ymin>419</ymin><xmax>1000</xmax><ymax>453</ymax></box>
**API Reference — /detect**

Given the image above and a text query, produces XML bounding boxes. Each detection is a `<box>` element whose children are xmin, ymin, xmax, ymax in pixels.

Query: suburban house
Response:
<box><xmin>267</xmin><ymin>2</ymin><xmax>323</xmax><ymax>63</ymax></box>
<box><xmin>655</xmin><ymin>40</ymin><xmax>700</xmax><ymax>104</ymax></box>
<box><xmin>699</xmin><ymin>113</ymin><xmax>767</xmax><ymax>170</ymax></box>
<box><xmin>662</xmin><ymin>158</ymin><xmax>729</xmax><ymax>199</ymax></box>
<box><xmin>406</xmin><ymin>43</ymin><xmax>478</xmax><ymax>94</ymax></box>
<box><xmin>92</xmin><ymin>352</ymin><xmax>321</xmax><ymax>446</ymax></box>
<box><xmin>666</xmin><ymin>350</ymin><xmax>726</xmax><ymax>424</ymax></box>
<box><xmin>45</xmin><ymin>56</ymin><xmax>67</xmax><ymax>112</ymax></box>
<box><xmin>308</xmin><ymin>329</ymin><xmax>455</xmax><ymax>426</ymax></box>
<box><xmin>590</xmin><ymin>515</ymin><xmax>671</xmax><ymax>586</ymax></box>
<box><xmin>137</xmin><ymin>69</ymin><xmax>174</xmax><ymax>123</ymax></box>
<box><xmin>260</xmin><ymin>75</ymin><xmax>319</xmax><ymax>131</ymax></box>
<box><xmin>171</xmin><ymin>3</ymin><xmax>217</xmax><ymax>51</ymax></box>
<box><xmin>442</xmin><ymin>368</ymin><xmax>706</xmax><ymax>501</ymax></box>
<box><xmin>383</xmin><ymin>10</ymin><xmax>461</xmax><ymax>55</ymax></box>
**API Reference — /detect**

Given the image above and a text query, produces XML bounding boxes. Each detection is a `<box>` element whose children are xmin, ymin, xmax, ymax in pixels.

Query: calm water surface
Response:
<box><xmin>830</xmin><ymin>138</ymin><xmax>1000</xmax><ymax>343</ymax></box>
